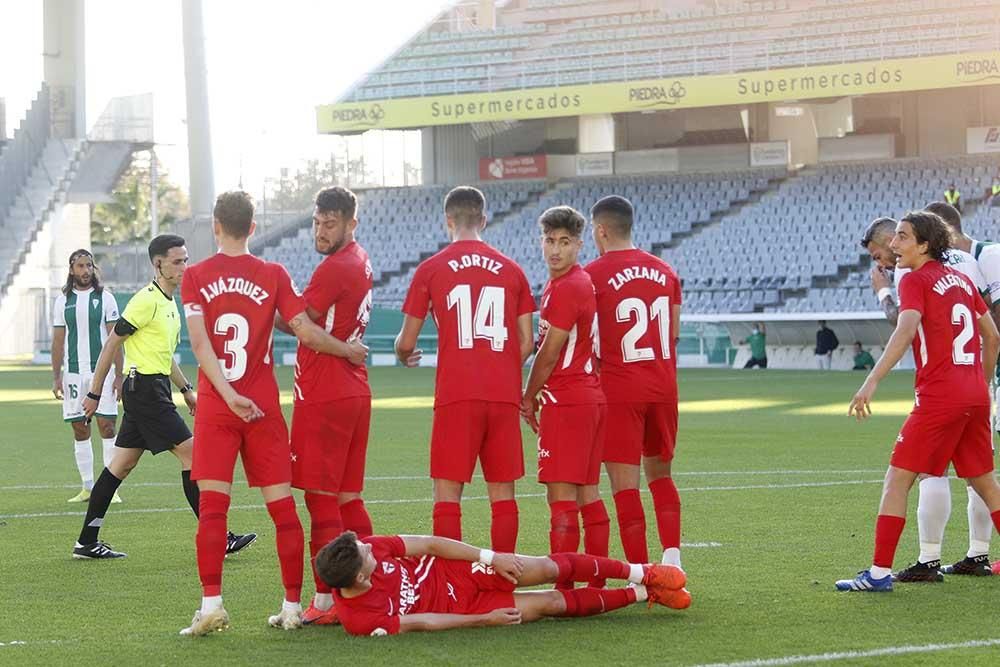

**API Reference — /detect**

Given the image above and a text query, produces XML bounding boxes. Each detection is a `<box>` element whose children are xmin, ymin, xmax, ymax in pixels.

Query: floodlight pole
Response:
<box><xmin>150</xmin><ymin>146</ymin><xmax>159</xmax><ymax>238</ymax></box>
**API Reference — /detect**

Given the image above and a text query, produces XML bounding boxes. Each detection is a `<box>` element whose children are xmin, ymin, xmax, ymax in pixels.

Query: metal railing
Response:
<box><xmin>0</xmin><ymin>85</ymin><xmax>50</xmax><ymax>227</ymax></box>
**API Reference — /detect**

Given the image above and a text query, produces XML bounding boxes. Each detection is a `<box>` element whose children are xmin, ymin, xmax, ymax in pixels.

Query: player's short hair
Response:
<box><xmin>213</xmin><ymin>190</ymin><xmax>255</xmax><ymax>239</ymax></box>
<box><xmin>859</xmin><ymin>217</ymin><xmax>897</xmax><ymax>249</ymax></box>
<box><xmin>591</xmin><ymin>195</ymin><xmax>634</xmax><ymax>238</ymax></box>
<box><xmin>539</xmin><ymin>205</ymin><xmax>585</xmax><ymax>238</ymax></box>
<box><xmin>900</xmin><ymin>211</ymin><xmax>952</xmax><ymax>261</ymax></box>
<box><xmin>315</xmin><ymin>186</ymin><xmax>358</xmax><ymax>220</ymax></box>
<box><xmin>923</xmin><ymin>201</ymin><xmax>962</xmax><ymax>233</ymax></box>
<box><xmin>147</xmin><ymin>234</ymin><xmax>186</xmax><ymax>262</ymax></box>
<box><xmin>444</xmin><ymin>186</ymin><xmax>486</xmax><ymax>228</ymax></box>
<box><xmin>315</xmin><ymin>531</ymin><xmax>363</xmax><ymax>589</ymax></box>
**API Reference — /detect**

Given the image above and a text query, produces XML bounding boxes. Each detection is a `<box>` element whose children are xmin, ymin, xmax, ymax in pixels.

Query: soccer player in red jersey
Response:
<box><xmin>585</xmin><ymin>196</ymin><xmax>684</xmax><ymax>569</ymax></box>
<box><xmin>287</xmin><ymin>187</ymin><xmax>376</xmax><ymax>626</ymax></box>
<box><xmin>179</xmin><ymin>191</ymin><xmax>368</xmax><ymax>634</ymax></box>
<box><xmin>837</xmin><ymin>211</ymin><xmax>1000</xmax><ymax>592</ymax></box>
<box><xmin>521</xmin><ymin>206</ymin><xmax>609</xmax><ymax>587</ymax></box>
<box><xmin>314</xmin><ymin>530</ymin><xmax>688</xmax><ymax>637</ymax></box>
<box><xmin>396</xmin><ymin>186</ymin><xmax>535</xmax><ymax>552</ymax></box>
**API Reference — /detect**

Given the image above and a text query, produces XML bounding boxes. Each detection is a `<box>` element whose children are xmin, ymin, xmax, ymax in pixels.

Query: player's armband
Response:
<box><xmin>114</xmin><ymin>318</ymin><xmax>138</xmax><ymax>336</ymax></box>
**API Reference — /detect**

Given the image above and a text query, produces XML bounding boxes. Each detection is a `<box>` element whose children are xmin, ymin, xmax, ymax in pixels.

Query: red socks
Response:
<box><xmin>490</xmin><ymin>499</ymin><xmax>519</xmax><ymax>553</ymax></box>
<box><xmin>340</xmin><ymin>498</ymin><xmax>373</xmax><ymax>538</ymax></box>
<box><xmin>558</xmin><ymin>587</ymin><xmax>636</xmax><ymax>617</ymax></box>
<box><xmin>196</xmin><ymin>490</ymin><xmax>230</xmax><ymax>597</ymax></box>
<box><xmin>581</xmin><ymin>500</ymin><xmax>610</xmax><ymax>587</ymax></box>
<box><xmin>873</xmin><ymin>514</ymin><xmax>906</xmax><ymax>568</ymax></box>
<box><xmin>549</xmin><ymin>501</ymin><xmax>580</xmax><ymax>590</ymax></box>
<box><xmin>549</xmin><ymin>552</ymin><xmax>629</xmax><ymax>585</ymax></box>
<box><xmin>266</xmin><ymin>496</ymin><xmax>304</xmax><ymax>603</ymax></box>
<box><xmin>613</xmin><ymin>489</ymin><xmax>649</xmax><ymax>563</ymax></box>
<box><xmin>432</xmin><ymin>501</ymin><xmax>462</xmax><ymax>541</ymax></box>
<box><xmin>304</xmin><ymin>492</ymin><xmax>343</xmax><ymax>595</ymax></box>
<box><xmin>649</xmin><ymin>477</ymin><xmax>681</xmax><ymax>550</ymax></box>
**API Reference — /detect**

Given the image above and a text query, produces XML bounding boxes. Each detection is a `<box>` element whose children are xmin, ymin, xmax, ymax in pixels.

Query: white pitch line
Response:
<box><xmin>690</xmin><ymin>637</ymin><xmax>1000</xmax><ymax>667</ymax></box>
<box><xmin>0</xmin><ymin>640</ymin><xmax>69</xmax><ymax>648</ymax></box>
<box><xmin>0</xmin><ymin>470</ymin><xmax>888</xmax><ymax>492</ymax></box>
<box><xmin>0</xmin><ymin>479</ymin><xmax>884</xmax><ymax>521</ymax></box>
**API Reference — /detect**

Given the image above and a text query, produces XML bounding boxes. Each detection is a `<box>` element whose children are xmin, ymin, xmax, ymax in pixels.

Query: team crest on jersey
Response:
<box><xmin>382</xmin><ymin>562</ymin><xmax>396</xmax><ymax>575</ymax></box>
<box><xmin>92</xmin><ymin>299</ymin><xmax>100</xmax><ymax>309</ymax></box>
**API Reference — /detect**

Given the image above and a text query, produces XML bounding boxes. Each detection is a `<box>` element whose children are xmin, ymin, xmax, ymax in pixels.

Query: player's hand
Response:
<box><xmin>520</xmin><ymin>394</ymin><xmax>539</xmax><ymax>433</ymax></box>
<box><xmin>82</xmin><ymin>395</ymin><xmax>98</xmax><ymax>419</ymax></box>
<box><xmin>52</xmin><ymin>375</ymin><xmax>63</xmax><ymax>400</ymax></box>
<box><xmin>484</xmin><ymin>608</ymin><xmax>521</xmax><ymax>627</ymax></box>
<box><xmin>870</xmin><ymin>266</ymin><xmax>891</xmax><ymax>293</ymax></box>
<box><xmin>848</xmin><ymin>380</ymin><xmax>877</xmax><ymax>421</ymax></box>
<box><xmin>346</xmin><ymin>339</ymin><xmax>369</xmax><ymax>366</ymax></box>
<box><xmin>402</xmin><ymin>349</ymin><xmax>422</xmax><ymax>368</ymax></box>
<box><xmin>492</xmin><ymin>553</ymin><xmax>524</xmax><ymax>584</ymax></box>
<box><xmin>112</xmin><ymin>375</ymin><xmax>124</xmax><ymax>401</ymax></box>
<box><xmin>184</xmin><ymin>390</ymin><xmax>198</xmax><ymax>416</ymax></box>
<box><xmin>226</xmin><ymin>394</ymin><xmax>264</xmax><ymax>422</ymax></box>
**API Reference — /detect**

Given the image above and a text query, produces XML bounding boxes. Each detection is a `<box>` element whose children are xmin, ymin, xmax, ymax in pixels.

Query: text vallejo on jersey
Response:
<box><xmin>447</xmin><ymin>253</ymin><xmax>503</xmax><ymax>275</ymax></box>
<box><xmin>199</xmin><ymin>277</ymin><xmax>271</xmax><ymax>305</ymax></box>
<box><xmin>608</xmin><ymin>265</ymin><xmax>669</xmax><ymax>291</ymax></box>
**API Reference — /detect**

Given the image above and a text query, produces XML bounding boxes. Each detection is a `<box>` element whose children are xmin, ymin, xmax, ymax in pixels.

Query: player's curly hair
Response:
<box><xmin>539</xmin><ymin>205</ymin><xmax>585</xmax><ymax>238</ymax></box>
<box><xmin>315</xmin><ymin>186</ymin><xmax>358</xmax><ymax>220</ymax></box>
<box><xmin>900</xmin><ymin>211</ymin><xmax>953</xmax><ymax>261</ymax></box>
<box><xmin>315</xmin><ymin>531</ymin><xmax>364</xmax><ymax>589</ymax></box>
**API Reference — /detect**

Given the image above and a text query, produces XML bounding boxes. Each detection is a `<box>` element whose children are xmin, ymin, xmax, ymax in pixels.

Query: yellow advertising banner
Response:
<box><xmin>317</xmin><ymin>51</ymin><xmax>1000</xmax><ymax>133</ymax></box>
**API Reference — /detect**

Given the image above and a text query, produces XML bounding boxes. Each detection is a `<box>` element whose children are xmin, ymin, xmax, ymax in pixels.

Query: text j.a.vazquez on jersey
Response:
<box><xmin>199</xmin><ymin>277</ymin><xmax>271</xmax><ymax>305</ymax></box>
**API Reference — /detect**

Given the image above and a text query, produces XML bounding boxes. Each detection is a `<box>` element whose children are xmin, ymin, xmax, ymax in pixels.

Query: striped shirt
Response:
<box><xmin>53</xmin><ymin>288</ymin><xmax>120</xmax><ymax>373</ymax></box>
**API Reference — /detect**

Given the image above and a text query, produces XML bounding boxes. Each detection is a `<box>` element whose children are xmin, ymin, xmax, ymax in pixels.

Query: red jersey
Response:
<box><xmin>898</xmin><ymin>261</ymin><xmax>990</xmax><ymax>407</ymax></box>
<box><xmin>293</xmin><ymin>241</ymin><xmax>373</xmax><ymax>403</ymax></box>
<box><xmin>401</xmin><ymin>240</ymin><xmax>536</xmax><ymax>407</ymax></box>
<box><xmin>181</xmin><ymin>253</ymin><xmax>305</xmax><ymax>424</ymax></box>
<box><xmin>332</xmin><ymin>536</ymin><xmax>461</xmax><ymax>636</ymax></box>
<box><xmin>538</xmin><ymin>264</ymin><xmax>604</xmax><ymax>406</ymax></box>
<box><xmin>585</xmin><ymin>248</ymin><xmax>682</xmax><ymax>403</ymax></box>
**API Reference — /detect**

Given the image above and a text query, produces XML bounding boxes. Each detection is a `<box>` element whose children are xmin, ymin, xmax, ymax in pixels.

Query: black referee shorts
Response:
<box><xmin>116</xmin><ymin>374</ymin><xmax>192</xmax><ymax>455</ymax></box>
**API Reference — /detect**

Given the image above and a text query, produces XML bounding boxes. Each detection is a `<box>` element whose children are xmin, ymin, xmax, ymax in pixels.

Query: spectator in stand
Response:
<box><xmin>944</xmin><ymin>184</ymin><xmax>962</xmax><ymax>213</ymax></box>
<box><xmin>740</xmin><ymin>323</ymin><xmax>767</xmax><ymax>369</ymax></box>
<box><xmin>815</xmin><ymin>321</ymin><xmax>839</xmax><ymax>370</ymax></box>
<box><xmin>852</xmin><ymin>342</ymin><xmax>875</xmax><ymax>371</ymax></box>
<box><xmin>989</xmin><ymin>174</ymin><xmax>1000</xmax><ymax>207</ymax></box>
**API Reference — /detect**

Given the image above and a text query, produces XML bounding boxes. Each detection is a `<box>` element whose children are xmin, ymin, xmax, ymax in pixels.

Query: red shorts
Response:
<box><xmin>538</xmin><ymin>403</ymin><xmax>606</xmax><ymax>485</ymax></box>
<box><xmin>430</xmin><ymin>401</ymin><xmax>524</xmax><ymax>483</ymax></box>
<box><xmin>891</xmin><ymin>404</ymin><xmax>994</xmax><ymax>478</ymax></box>
<box><xmin>603</xmin><ymin>401</ymin><xmax>677</xmax><ymax>465</ymax></box>
<box><xmin>438</xmin><ymin>559</ymin><xmax>516</xmax><ymax>614</ymax></box>
<box><xmin>191</xmin><ymin>415</ymin><xmax>291</xmax><ymax>487</ymax></box>
<box><xmin>290</xmin><ymin>397</ymin><xmax>371</xmax><ymax>493</ymax></box>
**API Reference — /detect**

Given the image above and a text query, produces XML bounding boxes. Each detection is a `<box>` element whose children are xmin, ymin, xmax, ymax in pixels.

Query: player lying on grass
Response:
<box><xmin>314</xmin><ymin>531</ymin><xmax>690</xmax><ymax>636</ymax></box>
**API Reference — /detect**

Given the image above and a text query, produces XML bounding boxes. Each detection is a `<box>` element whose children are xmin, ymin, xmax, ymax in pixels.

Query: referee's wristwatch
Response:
<box><xmin>180</xmin><ymin>383</ymin><xmax>194</xmax><ymax>394</ymax></box>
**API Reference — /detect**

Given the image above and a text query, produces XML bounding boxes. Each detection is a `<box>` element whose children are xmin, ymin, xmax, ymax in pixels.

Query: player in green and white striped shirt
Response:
<box><xmin>51</xmin><ymin>250</ymin><xmax>124</xmax><ymax>503</ymax></box>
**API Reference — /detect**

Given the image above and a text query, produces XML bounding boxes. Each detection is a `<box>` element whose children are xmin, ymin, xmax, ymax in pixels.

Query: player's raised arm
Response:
<box><xmin>394</xmin><ymin>314</ymin><xmax>424</xmax><ymax>367</ymax></box>
<box><xmin>288</xmin><ymin>311</ymin><xmax>368</xmax><ymax>365</ymax></box>
<box><xmin>398</xmin><ymin>609</ymin><xmax>521</xmax><ymax>634</ymax></box>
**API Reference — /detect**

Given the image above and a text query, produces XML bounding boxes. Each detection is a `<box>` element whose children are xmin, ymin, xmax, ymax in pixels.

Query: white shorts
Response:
<box><xmin>63</xmin><ymin>371</ymin><xmax>118</xmax><ymax>422</ymax></box>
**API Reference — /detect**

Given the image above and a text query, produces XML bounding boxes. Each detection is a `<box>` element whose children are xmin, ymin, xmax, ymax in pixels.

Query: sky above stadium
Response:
<box><xmin>1</xmin><ymin>0</ymin><xmax>450</xmax><ymax>195</ymax></box>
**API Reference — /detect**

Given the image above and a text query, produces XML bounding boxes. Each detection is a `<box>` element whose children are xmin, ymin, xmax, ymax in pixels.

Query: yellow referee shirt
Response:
<box><xmin>120</xmin><ymin>281</ymin><xmax>181</xmax><ymax>375</ymax></box>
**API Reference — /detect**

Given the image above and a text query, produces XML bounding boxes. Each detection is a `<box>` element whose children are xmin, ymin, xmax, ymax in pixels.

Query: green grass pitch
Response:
<box><xmin>2</xmin><ymin>365</ymin><xmax>1000</xmax><ymax>665</ymax></box>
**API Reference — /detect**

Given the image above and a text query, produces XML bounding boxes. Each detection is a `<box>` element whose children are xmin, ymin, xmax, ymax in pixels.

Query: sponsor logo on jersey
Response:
<box><xmin>382</xmin><ymin>562</ymin><xmax>396</xmax><ymax>575</ymax></box>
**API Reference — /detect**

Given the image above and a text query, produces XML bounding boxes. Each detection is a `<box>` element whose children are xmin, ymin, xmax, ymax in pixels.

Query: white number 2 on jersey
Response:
<box><xmin>951</xmin><ymin>303</ymin><xmax>975</xmax><ymax>366</ymax></box>
<box><xmin>215</xmin><ymin>313</ymin><xmax>250</xmax><ymax>381</ymax></box>
<box><xmin>616</xmin><ymin>296</ymin><xmax>672</xmax><ymax>363</ymax></box>
<box><xmin>446</xmin><ymin>285</ymin><xmax>508</xmax><ymax>352</ymax></box>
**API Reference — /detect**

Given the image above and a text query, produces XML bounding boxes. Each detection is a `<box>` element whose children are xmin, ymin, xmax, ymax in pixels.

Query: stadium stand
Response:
<box><xmin>342</xmin><ymin>0</ymin><xmax>1000</xmax><ymax>102</ymax></box>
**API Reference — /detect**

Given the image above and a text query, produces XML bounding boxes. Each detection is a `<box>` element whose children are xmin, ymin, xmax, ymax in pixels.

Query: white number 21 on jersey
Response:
<box><xmin>617</xmin><ymin>296</ymin><xmax>672</xmax><ymax>363</ymax></box>
<box><xmin>446</xmin><ymin>285</ymin><xmax>508</xmax><ymax>351</ymax></box>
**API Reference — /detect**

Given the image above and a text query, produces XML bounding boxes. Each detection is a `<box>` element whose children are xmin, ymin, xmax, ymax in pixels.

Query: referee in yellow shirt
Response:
<box><xmin>72</xmin><ymin>234</ymin><xmax>255</xmax><ymax>559</ymax></box>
